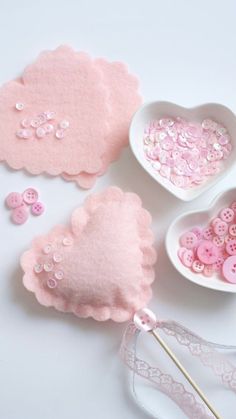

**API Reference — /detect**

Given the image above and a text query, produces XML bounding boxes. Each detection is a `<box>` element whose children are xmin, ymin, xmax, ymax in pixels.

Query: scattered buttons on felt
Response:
<box><xmin>177</xmin><ymin>201</ymin><xmax>236</xmax><ymax>283</ymax></box>
<box><xmin>15</xmin><ymin>109</ymin><xmax>70</xmax><ymax>141</ymax></box>
<box><xmin>143</xmin><ymin>117</ymin><xmax>232</xmax><ymax>189</ymax></box>
<box><xmin>5</xmin><ymin>188</ymin><xmax>45</xmax><ymax>225</ymax></box>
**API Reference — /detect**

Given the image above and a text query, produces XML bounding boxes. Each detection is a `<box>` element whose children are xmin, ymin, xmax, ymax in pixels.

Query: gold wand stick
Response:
<box><xmin>134</xmin><ymin>309</ymin><xmax>221</xmax><ymax>419</ymax></box>
<box><xmin>150</xmin><ymin>329</ymin><xmax>221</xmax><ymax>419</ymax></box>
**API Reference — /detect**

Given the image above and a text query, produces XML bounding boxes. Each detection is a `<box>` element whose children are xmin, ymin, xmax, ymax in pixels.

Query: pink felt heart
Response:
<box><xmin>21</xmin><ymin>187</ymin><xmax>157</xmax><ymax>322</ymax></box>
<box><xmin>0</xmin><ymin>46</ymin><xmax>110</xmax><ymax>175</ymax></box>
<box><xmin>62</xmin><ymin>59</ymin><xmax>142</xmax><ymax>188</ymax></box>
<box><xmin>0</xmin><ymin>45</ymin><xmax>142</xmax><ymax>186</ymax></box>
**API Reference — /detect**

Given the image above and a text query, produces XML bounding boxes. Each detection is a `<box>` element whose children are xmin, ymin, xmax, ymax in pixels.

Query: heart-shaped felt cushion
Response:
<box><xmin>21</xmin><ymin>187</ymin><xmax>157</xmax><ymax>322</ymax></box>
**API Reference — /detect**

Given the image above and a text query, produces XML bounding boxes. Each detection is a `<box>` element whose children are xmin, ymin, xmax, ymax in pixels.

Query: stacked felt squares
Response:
<box><xmin>0</xmin><ymin>46</ymin><xmax>141</xmax><ymax>188</ymax></box>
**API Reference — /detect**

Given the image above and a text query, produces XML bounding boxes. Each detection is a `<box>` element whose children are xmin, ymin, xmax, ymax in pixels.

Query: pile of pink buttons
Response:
<box><xmin>5</xmin><ymin>188</ymin><xmax>44</xmax><ymax>225</ymax></box>
<box><xmin>178</xmin><ymin>202</ymin><xmax>236</xmax><ymax>283</ymax></box>
<box><xmin>143</xmin><ymin>117</ymin><xmax>232</xmax><ymax>189</ymax></box>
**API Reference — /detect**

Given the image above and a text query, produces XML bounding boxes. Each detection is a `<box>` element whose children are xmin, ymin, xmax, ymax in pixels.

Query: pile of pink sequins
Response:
<box><xmin>5</xmin><ymin>188</ymin><xmax>44</xmax><ymax>225</ymax></box>
<box><xmin>178</xmin><ymin>202</ymin><xmax>236</xmax><ymax>283</ymax></box>
<box><xmin>143</xmin><ymin>117</ymin><xmax>232</xmax><ymax>189</ymax></box>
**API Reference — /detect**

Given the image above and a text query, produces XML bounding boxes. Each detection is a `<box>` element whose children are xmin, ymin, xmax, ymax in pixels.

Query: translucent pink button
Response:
<box><xmin>229</xmin><ymin>224</ymin><xmax>236</xmax><ymax>237</ymax></box>
<box><xmin>197</xmin><ymin>240</ymin><xmax>219</xmax><ymax>265</ymax></box>
<box><xmin>31</xmin><ymin>201</ymin><xmax>45</xmax><ymax>216</ymax></box>
<box><xmin>222</xmin><ymin>256</ymin><xmax>236</xmax><ymax>283</ymax></box>
<box><xmin>181</xmin><ymin>249</ymin><xmax>194</xmax><ymax>267</ymax></box>
<box><xmin>23</xmin><ymin>188</ymin><xmax>38</xmax><ymax>205</ymax></box>
<box><xmin>192</xmin><ymin>260</ymin><xmax>204</xmax><ymax>273</ymax></box>
<box><xmin>6</xmin><ymin>192</ymin><xmax>23</xmax><ymax>209</ymax></box>
<box><xmin>180</xmin><ymin>231</ymin><xmax>198</xmax><ymax>249</ymax></box>
<box><xmin>11</xmin><ymin>205</ymin><xmax>29</xmax><ymax>225</ymax></box>
<box><xmin>133</xmin><ymin>308</ymin><xmax>157</xmax><ymax>332</ymax></box>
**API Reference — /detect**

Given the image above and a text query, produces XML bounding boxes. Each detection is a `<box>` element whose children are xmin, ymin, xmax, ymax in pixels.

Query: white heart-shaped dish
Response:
<box><xmin>166</xmin><ymin>188</ymin><xmax>236</xmax><ymax>293</ymax></box>
<box><xmin>129</xmin><ymin>101</ymin><xmax>236</xmax><ymax>201</ymax></box>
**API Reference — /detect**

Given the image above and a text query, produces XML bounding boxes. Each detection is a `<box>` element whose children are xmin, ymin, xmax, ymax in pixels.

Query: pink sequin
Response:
<box><xmin>143</xmin><ymin>117</ymin><xmax>232</xmax><ymax>189</ymax></box>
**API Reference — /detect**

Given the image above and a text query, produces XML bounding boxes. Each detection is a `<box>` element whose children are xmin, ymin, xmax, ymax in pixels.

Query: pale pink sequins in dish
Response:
<box><xmin>15</xmin><ymin>110</ymin><xmax>69</xmax><ymax>141</ymax></box>
<box><xmin>143</xmin><ymin>117</ymin><xmax>232</xmax><ymax>189</ymax></box>
<box><xmin>177</xmin><ymin>201</ymin><xmax>236</xmax><ymax>283</ymax></box>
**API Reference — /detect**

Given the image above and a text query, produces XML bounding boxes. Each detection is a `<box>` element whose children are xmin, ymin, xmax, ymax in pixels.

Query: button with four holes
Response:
<box><xmin>11</xmin><ymin>205</ymin><xmax>29</xmax><ymax>225</ymax></box>
<box><xmin>222</xmin><ymin>256</ymin><xmax>236</xmax><ymax>283</ymax></box>
<box><xmin>23</xmin><ymin>188</ymin><xmax>38</xmax><ymax>204</ymax></box>
<box><xmin>31</xmin><ymin>201</ymin><xmax>45</xmax><ymax>216</ymax></box>
<box><xmin>6</xmin><ymin>192</ymin><xmax>23</xmax><ymax>209</ymax></box>
<box><xmin>180</xmin><ymin>231</ymin><xmax>198</xmax><ymax>249</ymax></box>
<box><xmin>220</xmin><ymin>207</ymin><xmax>234</xmax><ymax>223</ymax></box>
<box><xmin>226</xmin><ymin>239</ymin><xmax>236</xmax><ymax>256</ymax></box>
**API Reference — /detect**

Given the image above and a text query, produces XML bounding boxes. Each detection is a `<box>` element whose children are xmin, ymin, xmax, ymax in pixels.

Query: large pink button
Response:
<box><xmin>226</xmin><ymin>239</ymin><xmax>236</xmax><ymax>256</ymax></box>
<box><xmin>23</xmin><ymin>188</ymin><xmax>38</xmax><ymax>205</ymax></box>
<box><xmin>31</xmin><ymin>201</ymin><xmax>45</xmax><ymax>216</ymax></box>
<box><xmin>180</xmin><ymin>231</ymin><xmax>198</xmax><ymax>249</ymax></box>
<box><xmin>6</xmin><ymin>192</ymin><xmax>23</xmax><ymax>209</ymax></box>
<box><xmin>11</xmin><ymin>205</ymin><xmax>29</xmax><ymax>225</ymax></box>
<box><xmin>197</xmin><ymin>240</ymin><xmax>219</xmax><ymax>265</ymax></box>
<box><xmin>222</xmin><ymin>256</ymin><xmax>236</xmax><ymax>283</ymax></box>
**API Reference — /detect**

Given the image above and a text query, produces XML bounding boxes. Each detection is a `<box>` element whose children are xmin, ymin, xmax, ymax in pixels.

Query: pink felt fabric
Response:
<box><xmin>0</xmin><ymin>45</ymin><xmax>142</xmax><ymax>186</ymax></box>
<box><xmin>62</xmin><ymin>59</ymin><xmax>142</xmax><ymax>188</ymax></box>
<box><xmin>21</xmin><ymin>187</ymin><xmax>157</xmax><ymax>322</ymax></box>
<box><xmin>0</xmin><ymin>46</ymin><xmax>110</xmax><ymax>175</ymax></box>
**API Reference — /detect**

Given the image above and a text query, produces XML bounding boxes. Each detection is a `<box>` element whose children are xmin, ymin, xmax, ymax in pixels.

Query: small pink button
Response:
<box><xmin>23</xmin><ymin>188</ymin><xmax>38</xmax><ymax>205</ymax></box>
<box><xmin>213</xmin><ymin>256</ymin><xmax>224</xmax><ymax>272</ymax></box>
<box><xmin>133</xmin><ymin>308</ymin><xmax>157</xmax><ymax>332</ymax></box>
<box><xmin>180</xmin><ymin>231</ymin><xmax>198</xmax><ymax>249</ymax></box>
<box><xmin>226</xmin><ymin>239</ymin><xmax>236</xmax><ymax>256</ymax></box>
<box><xmin>230</xmin><ymin>202</ymin><xmax>236</xmax><ymax>213</ymax></box>
<box><xmin>229</xmin><ymin>224</ymin><xmax>236</xmax><ymax>237</ymax></box>
<box><xmin>212</xmin><ymin>235</ymin><xmax>224</xmax><ymax>247</ymax></box>
<box><xmin>203</xmin><ymin>265</ymin><xmax>214</xmax><ymax>277</ymax></box>
<box><xmin>222</xmin><ymin>256</ymin><xmax>236</xmax><ymax>283</ymax></box>
<box><xmin>220</xmin><ymin>207</ymin><xmax>234</xmax><ymax>223</ymax></box>
<box><xmin>202</xmin><ymin>227</ymin><xmax>213</xmax><ymax>240</ymax></box>
<box><xmin>211</xmin><ymin>217</ymin><xmax>221</xmax><ymax>227</ymax></box>
<box><xmin>213</xmin><ymin>221</ymin><xmax>228</xmax><ymax>236</ymax></box>
<box><xmin>192</xmin><ymin>260</ymin><xmax>204</xmax><ymax>273</ymax></box>
<box><xmin>182</xmin><ymin>249</ymin><xmax>194</xmax><ymax>267</ymax></box>
<box><xmin>191</xmin><ymin>227</ymin><xmax>202</xmax><ymax>240</ymax></box>
<box><xmin>6</xmin><ymin>192</ymin><xmax>23</xmax><ymax>209</ymax></box>
<box><xmin>11</xmin><ymin>205</ymin><xmax>29</xmax><ymax>225</ymax></box>
<box><xmin>31</xmin><ymin>201</ymin><xmax>45</xmax><ymax>216</ymax></box>
<box><xmin>197</xmin><ymin>240</ymin><xmax>219</xmax><ymax>265</ymax></box>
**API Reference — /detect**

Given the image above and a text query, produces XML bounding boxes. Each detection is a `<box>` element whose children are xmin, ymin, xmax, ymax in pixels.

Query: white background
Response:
<box><xmin>1</xmin><ymin>1</ymin><xmax>236</xmax><ymax>418</ymax></box>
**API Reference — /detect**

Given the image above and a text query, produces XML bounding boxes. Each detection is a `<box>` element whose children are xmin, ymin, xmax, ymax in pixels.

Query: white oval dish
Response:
<box><xmin>166</xmin><ymin>188</ymin><xmax>236</xmax><ymax>293</ymax></box>
<box><xmin>129</xmin><ymin>101</ymin><xmax>236</xmax><ymax>201</ymax></box>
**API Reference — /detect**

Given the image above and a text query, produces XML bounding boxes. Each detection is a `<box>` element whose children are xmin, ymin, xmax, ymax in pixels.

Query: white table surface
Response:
<box><xmin>1</xmin><ymin>1</ymin><xmax>236</xmax><ymax>418</ymax></box>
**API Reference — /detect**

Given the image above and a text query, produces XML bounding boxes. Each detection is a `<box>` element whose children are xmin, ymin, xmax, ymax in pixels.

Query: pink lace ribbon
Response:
<box><xmin>120</xmin><ymin>320</ymin><xmax>236</xmax><ymax>419</ymax></box>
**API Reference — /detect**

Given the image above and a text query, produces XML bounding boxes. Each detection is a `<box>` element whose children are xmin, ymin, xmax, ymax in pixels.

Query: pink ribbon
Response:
<box><xmin>120</xmin><ymin>320</ymin><xmax>236</xmax><ymax>418</ymax></box>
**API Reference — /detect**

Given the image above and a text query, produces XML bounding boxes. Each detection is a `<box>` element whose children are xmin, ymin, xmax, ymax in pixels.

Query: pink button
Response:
<box><xmin>178</xmin><ymin>247</ymin><xmax>187</xmax><ymax>260</ymax></box>
<box><xmin>191</xmin><ymin>227</ymin><xmax>202</xmax><ymax>240</ymax></box>
<box><xmin>202</xmin><ymin>227</ymin><xmax>213</xmax><ymax>240</ymax></box>
<box><xmin>226</xmin><ymin>239</ymin><xmax>236</xmax><ymax>255</ymax></box>
<box><xmin>192</xmin><ymin>260</ymin><xmax>204</xmax><ymax>273</ymax></box>
<box><xmin>180</xmin><ymin>231</ymin><xmax>198</xmax><ymax>249</ymax></box>
<box><xmin>133</xmin><ymin>308</ymin><xmax>157</xmax><ymax>332</ymax></box>
<box><xmin>230</xmin><ymin>202</ymin><xmax>236</xmax><ymax>213</ymax></box>
<box><xmin>6</xmin><ymin>192</ymin><xmax>23</xmax><ymax>209</ymax></box>
<box><xmin>11</xmin><ymin>205</ymin><xmax>29</xmax><ymax>225</ymax></box>
<box><xmin>212</xmin><ymin>235</ymin><xmax>224</xmax><ymax>247</ymax></box>
<box><xmin>203</xmin><ymin>265</ymin><xmax>214</xmax><ymax>277</ymax></box>
<box><xmin>213</xmin><ymin>221</ymin><xmax>228</xmax><ymax>236</ymax></box>
<box><xmin>220</xmin><ymin>207</ymin><xmax>234</xmax><ymax>223</ymax></box>
<box><xmin>211</xmin><ymin>217</ymin><xmax>221</xmax><ymax>227</ymax></box>
<box><xmin>229</xmin><ymin>224</ymin><xmax>236</xmax><ymax>237</ymax></box>
<box><xmin>197</xmin><ymin>240</ymin><xmax>219</xmax><ymax>265</ymax></box>
<box><xmin>222</xmin><ymin>256</ymin><xmax>236</xmax><ymax>283</ymax></box>
<box><xmin>23</xmin><ymin>188</ymin><xmax>38</xmax><ymax>205</ymax></box>
<box><xmin>213</xmin><ymin>256</ymin><xmax>224</xmax><ymax>272</ymax></box>
<box><xmin>182</xmin><ymin>249</ymin><xmax>194</xmax><ymax>267</ymax></box>
<box><xmin>31</xmin><ymin>201</ymin><xmax>45</xmax><ymax>216</ymax></box>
